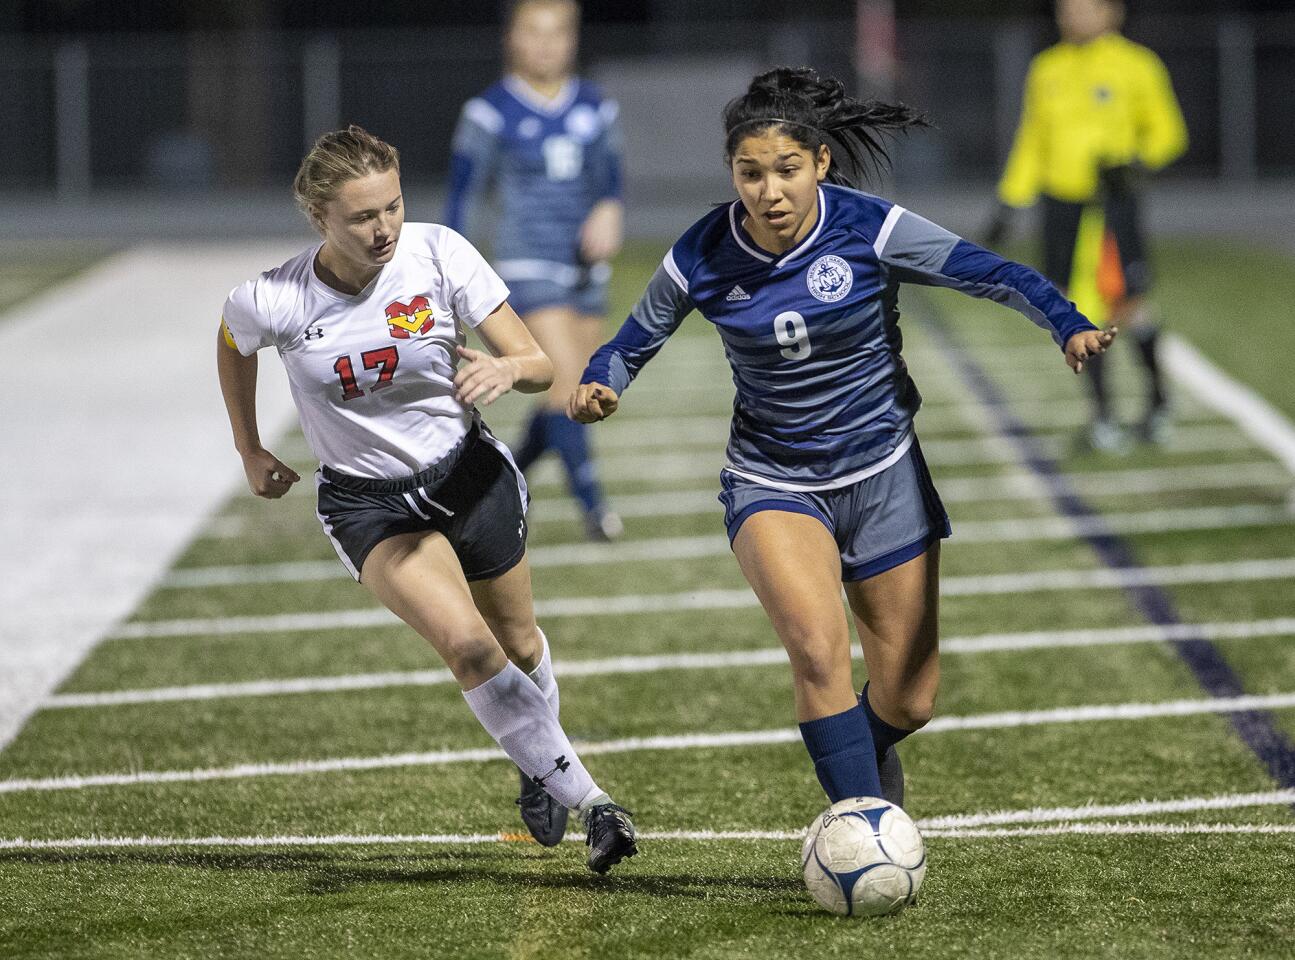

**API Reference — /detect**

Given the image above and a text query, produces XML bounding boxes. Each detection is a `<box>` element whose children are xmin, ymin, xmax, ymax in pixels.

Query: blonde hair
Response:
<box><xmin>292</xmin><ymin>125</ymin><xmax>400</xmax><ymax>222</ymax></box>
<box><xmin>506</xmin><ymin>0</ymin><xmax>580</xmax><ymax>32</ymax></box>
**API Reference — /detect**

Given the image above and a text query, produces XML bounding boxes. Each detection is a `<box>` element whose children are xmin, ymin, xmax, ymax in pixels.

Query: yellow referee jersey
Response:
<box><xmin>998</xmin><ymin>32</ymin><xmax>1188</xmax><ymax>208</ymax></box>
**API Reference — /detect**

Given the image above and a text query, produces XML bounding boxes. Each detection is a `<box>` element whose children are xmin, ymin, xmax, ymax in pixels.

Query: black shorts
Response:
<box><xmin>1041</xmin><ymin>184</ymin><xmax>1151</xmax><ymax>298</ymax></box>
<box><xmin>315</xmin><ymin>424</ymin><xmax>529</xmax><ymax>582</ymax></box>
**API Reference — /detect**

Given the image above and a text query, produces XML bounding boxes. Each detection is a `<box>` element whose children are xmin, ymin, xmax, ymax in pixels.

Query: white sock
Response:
<box><xmin>526</xmin><ymin>628</ymin><xmax>560</xmax><ymax>717</ymax></box>
<box><xmin>463</xmin><ymin>661</ymin><xmax>602</xmax><ymax>811</ymax></box>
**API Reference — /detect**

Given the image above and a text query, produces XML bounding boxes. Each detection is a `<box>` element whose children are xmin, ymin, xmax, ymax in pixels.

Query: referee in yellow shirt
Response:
<box><xmin>988</xmin><ymin>0</ymin><xmax>1187</xmax><ymax>451</ymax></box>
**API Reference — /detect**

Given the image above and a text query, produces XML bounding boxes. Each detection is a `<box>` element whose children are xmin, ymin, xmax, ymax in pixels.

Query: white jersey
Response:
<box><xmin>222</xmin><ymin>223</ymin><xmax>509</xmax><ymax>478</ymax></box>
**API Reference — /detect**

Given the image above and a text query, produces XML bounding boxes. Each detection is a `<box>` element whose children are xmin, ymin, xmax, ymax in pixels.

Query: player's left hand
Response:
<box><xmin>579</xmin><ymin>199</ymin><xmax>624</xmax><ymax>265</ymax></box>
<box><xmin>1065</xmin><ymin>326</ymin><xmax>1118</xmax><ymax>374</ymax></box>
<box><xmin>454</xmin><ymin>345</ymin><xmax>518</xmax><ymax>406</ymax></box>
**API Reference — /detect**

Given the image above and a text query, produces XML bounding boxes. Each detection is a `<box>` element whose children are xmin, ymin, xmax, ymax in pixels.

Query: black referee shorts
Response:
<box><xmin>315</xmin><ymin>424</ymin><xmax>529</xmax><ymax>583</ymax></box>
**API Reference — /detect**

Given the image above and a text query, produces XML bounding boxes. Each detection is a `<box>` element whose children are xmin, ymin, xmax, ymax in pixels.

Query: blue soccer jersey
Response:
<box><xmin>583</xmin><ymin>183</ymin><xmax>1096</xmax><ymax>489</ymax></box>
<box><xmin>445</xmin><ymin>76</ymin><xmax>623</xmax><ymax>276</ymax></box>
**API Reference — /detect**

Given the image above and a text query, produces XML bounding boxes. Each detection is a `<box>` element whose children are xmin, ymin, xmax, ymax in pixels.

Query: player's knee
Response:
<box><xmin>494</xmin><ymin>621</ymin><xmax>542</xmax><ymax>669</ymax></box>
<box><xmin>784</xmin><ymin>632</ymin><xmax>848</xmax><ymax>691</ymax></box>
<box><xmin>889</xmin><ymin>691</ymin><xmax>936</xmax><ymax>731</ymax></box>
<box><xmin>440</xmin><ymin>630</ymin><xmax>501</xmax><ymax>681</ymax></box>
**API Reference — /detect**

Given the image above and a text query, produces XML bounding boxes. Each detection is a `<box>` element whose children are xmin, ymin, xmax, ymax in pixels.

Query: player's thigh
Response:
<box><xmin>732</xmin><ymin>511</ymin><xmax>854</xmax><ymax>706</ymax></box>
<box><xmin>468</xmin><ymin>554</ymin><xmax>542</xmax><ymax>670</ymax></box>
<box><xmin>361</xmin><ymin>529</ymin><xmax>506</xmax><ymax>685</ymax></box>
<box><xmin>523</xmin><ymin>306</ymin><xmax>587</xmax><ymax>402</ymax></box>
<box><xmin>843</xmin><ymin>543</ymin><xmax>941</xmax><ymax>725</ymax></box>
<box><xmin>575</xmin><ymin>312</ymin><xmax>607</xmax><ymax>360</ymax></box>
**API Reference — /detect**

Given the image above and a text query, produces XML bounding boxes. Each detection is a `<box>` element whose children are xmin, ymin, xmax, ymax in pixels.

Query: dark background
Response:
<box><xmin>5</xmin><ymin>0</ymin><xmax>1293</xmax><ymax>33</ymax></box>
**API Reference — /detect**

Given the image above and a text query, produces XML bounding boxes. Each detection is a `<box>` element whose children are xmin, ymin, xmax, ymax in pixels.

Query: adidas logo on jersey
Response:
<box><xmin>726</xmin><ymin>285</ymin><xmax>751</xmax><ymax>302</ymax></box>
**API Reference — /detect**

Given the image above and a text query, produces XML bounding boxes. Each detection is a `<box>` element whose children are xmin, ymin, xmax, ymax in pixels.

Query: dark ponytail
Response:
<box><xmin>723</xmin><ymin>67</ymin><xmax>927</xmax><ymax>189</ymax></box>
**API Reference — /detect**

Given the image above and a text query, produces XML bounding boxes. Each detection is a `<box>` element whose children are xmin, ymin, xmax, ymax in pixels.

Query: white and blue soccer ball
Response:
<box><xmin>801</xmin><ymin>797</ymin><xmax>926</xmax><ymax>917</ymax></box>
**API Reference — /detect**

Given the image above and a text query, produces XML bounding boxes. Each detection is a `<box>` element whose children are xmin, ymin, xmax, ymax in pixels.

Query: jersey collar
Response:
<box><xmin>503</xmin><ymin>74</ymin><xmax>578</xmax><ymax>116</ymax></box>
<box><xmin>308</xmin><ymin>240</ymin><xmax>389</xmax><ymax>302</ymax></box>
<box><xmin>728</xmin><ymin>187</ymin><xmax>827</xmax><ymax>268</ymax></box>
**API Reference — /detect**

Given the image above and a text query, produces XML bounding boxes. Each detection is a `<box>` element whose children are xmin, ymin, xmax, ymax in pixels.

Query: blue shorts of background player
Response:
<box><xmin>503</xmin><ymin>261</ymin><xmax>611</xmax><ymax>319</ymax></box>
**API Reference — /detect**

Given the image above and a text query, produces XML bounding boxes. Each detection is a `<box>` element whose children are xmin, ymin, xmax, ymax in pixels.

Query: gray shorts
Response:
<box><xmin>718</xmin><ymin>438</ymin><xmax>951</xmax><ymax>582</ymax></box>
<box><xmin>316</xmin><ymin>425</ymin><xmax>529</xmax><ymax>583</ymax></box>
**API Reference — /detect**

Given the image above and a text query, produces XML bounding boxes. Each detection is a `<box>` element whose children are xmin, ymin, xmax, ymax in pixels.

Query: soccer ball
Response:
<box><xmin>801</xmin><ymin>797</ymin><xmax>926</xmax><ymax>917</ymax></box>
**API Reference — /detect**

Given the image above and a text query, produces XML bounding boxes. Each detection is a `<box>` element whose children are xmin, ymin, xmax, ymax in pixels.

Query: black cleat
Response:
<box><xmin>583</xmin><ymin>802</ymin><xmax>638</xmax><ymax>874</ymax></box>
<box><xmin>878</xmin><ymin>745</ymin><xmax>905</xmax><ymax>808</ymax></box>
<box><xmin>516</xmin><ymin>765</ymin><xmax>569</xmax><ymax>847</ymax></box>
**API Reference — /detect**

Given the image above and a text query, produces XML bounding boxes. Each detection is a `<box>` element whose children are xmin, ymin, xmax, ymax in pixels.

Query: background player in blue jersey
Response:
<box><xmin>446</xmin><ymin>0</ymin><xmax>625</xmax><ymax>541</ymax></box>
<box><xmin>570</xmin><ymin>68</ymin><xmax>1115</xmax><ymax>811</ymax></box>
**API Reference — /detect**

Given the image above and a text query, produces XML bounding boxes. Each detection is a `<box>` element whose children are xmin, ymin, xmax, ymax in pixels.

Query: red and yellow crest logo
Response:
<box><xmin>385</xmin><ymin>296</ymin><xmax>436</xmax><ymax>339</ymax></box>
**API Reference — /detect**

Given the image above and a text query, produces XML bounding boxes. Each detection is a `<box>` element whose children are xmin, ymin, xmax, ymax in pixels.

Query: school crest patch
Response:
<box><xmin>806</xmin><ymin>255</ymin><xmax>852</xmax><ymax>303</ymax></box>
<box><xmin>385</xmin><ymin>295</ymin><xmax>436</xmax><ymax>339</ymax></box>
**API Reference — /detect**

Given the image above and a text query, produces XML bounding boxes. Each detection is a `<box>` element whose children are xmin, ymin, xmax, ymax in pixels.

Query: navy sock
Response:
<box><xmin>546</xmin><ymin>412</ymin><xmax>604</xmax><ymax>514</ymax></box>
<box><xmin>513</xmin><ymin>407</ymin><xmax>550</xmax><ymax>474</ymax></box>
<box><xmin>860</xmin><ymin>682</ymin><xmax>917</xmax><ymax>763</ymax></box>
<box><xmin>798</xmin><ymin>704</ymin><xmax>882</xmax><ymax>803</ymax></box>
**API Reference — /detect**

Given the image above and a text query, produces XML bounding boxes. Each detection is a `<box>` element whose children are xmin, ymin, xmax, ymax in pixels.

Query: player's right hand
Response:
<box><xmin>568</xmin><ymin>382</ymin><xmax>620</xmax><ymax>423</ymax></box>
<box><xmin>240</xmin><ymin>447</ymin><xmax>301</xmax><ymax>499</ymax></box>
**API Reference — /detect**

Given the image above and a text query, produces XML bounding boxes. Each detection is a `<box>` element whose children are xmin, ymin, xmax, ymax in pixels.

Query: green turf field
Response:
<box><xmin>3</xmin><ymin>237</ymin><xmax>1294</xmax><ymax>958</ymax></box>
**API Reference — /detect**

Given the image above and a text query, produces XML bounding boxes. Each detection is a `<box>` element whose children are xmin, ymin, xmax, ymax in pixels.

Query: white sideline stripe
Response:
<box><xmin>5</xmin><ymin>821</ymin><xmax>1295</xmax><ymax>851</ymax></box>
<box><xmin>117</xmin><ymin>549</ymin><xmax>1295</xmax><ymax>640</ymax></box>
<box><xmin>1166</xmin><ymin>332</ymin><xmax>1295</xmax><ymax>476</ymax></box>
<box><xmin>0</xmin><ymin>243</ymin><xmax>301</xmax><ymax>753</ymax></box>
<box><xmin>46</xmin><ymin>615</ymin><xmax>1295</xmax><ymax>710</ymax></box>
<box><xmin>173</xmin><ymin>504</ymin><xmax>1295</xmax><ymax>589</ymax></box>
<box><xmin>918</xmin><ymin>788</ymin><xmax>1295</xmax><ymax>829</ymax></box>
<box><xmin>11</xmin><ymin>691</ymin><xmax>1295</xmax><ymax>794</ymax></box>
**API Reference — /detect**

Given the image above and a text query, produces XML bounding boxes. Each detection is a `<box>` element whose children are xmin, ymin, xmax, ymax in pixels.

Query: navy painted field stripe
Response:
<box><xmin>920</xmin><ymin>307</ymin><xmax>1295</xmax><ymax>789</ymax></box>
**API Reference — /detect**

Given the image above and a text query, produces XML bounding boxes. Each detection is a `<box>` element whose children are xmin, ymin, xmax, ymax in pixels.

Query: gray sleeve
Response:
<box><xmin>583</xmin><ymin>255</ymin><xmax>695</xmax><ymax>394</ymax></box>
<box><xmin>876</xmin><ymin>207</ymin><xmax>1093</xmax><ymax>347</ymax></box>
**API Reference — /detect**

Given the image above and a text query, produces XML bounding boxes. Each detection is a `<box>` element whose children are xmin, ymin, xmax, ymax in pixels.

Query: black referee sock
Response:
<box><xmin>1084</xmin><ymin>351</ymin><xmax>1112</xmax><ymax>421</ymax></box>
<box><xmin>1132</xmin><ymin>323</ymin><xmax>1167</xmax><ymax>410</ymax></box>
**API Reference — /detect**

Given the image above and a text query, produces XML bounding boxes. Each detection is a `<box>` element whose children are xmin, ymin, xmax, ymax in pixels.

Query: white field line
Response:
<box><xmin>165</xmin><ymin>502</ymin><xmax>1295</xmax><ymax>594</ymax></box>
<box><xmin>4</xmin><ymin>818</ymin><xmax>1295</xmax><ymax>851</ymax></box>
<box><xmin>117</xmin><ymin>552</ymin><xmax>1295</xmax><ymax>640</ymax></box>
<box><xmin>229</xmin><ymin>425</ymin><xmax>1260</xmax><ymax>521</ymax></box>
<box><xmin>276</xmin><ymin>401</ymin><xmax>1220</xmax><ymax>462</ymax></box>
<box><xmin>918</xmin><ymin>788</ymin><xmax>1295</xmax><ymax>829</ymax></box>
<box><xmin>196</xmin><ymin>458</ymin><xmax>1288</xmax><ymax>542</ymax></box>
<box><xmin>922</xmin><ymin>822</ymin><xmax>1295</xmax><ymax>838</ymax></box>
<box><xmin>10</xmin><ymin>691</ymin><xmax>1295</xmax><ymax>795</ymax></box>
<box><xmin>523</xmin><ymin>459</ymin><xmax>1285</xmax><ymax>523</ymax></box>
<box><xmin>519</xmin><ymin>424</ymin><xmax>1258</xmax><ymax>489</ymax></box>
<box><xmin>47</xmin><ymin>615</ymin><xmax>1295</xmax><ymax>710</ymax></box>
<box><xmin>549</xmin><ymin>458</ymin><xmax>1286</xmax><ymax>525</ymax></box>
<box><xmin>1165</xmin><ymin>333</ymin><xmax>1295</xmax><ymax>477</ymax></box>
